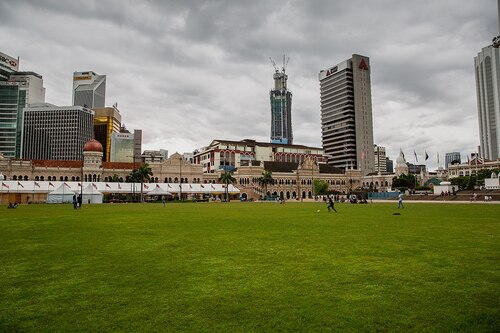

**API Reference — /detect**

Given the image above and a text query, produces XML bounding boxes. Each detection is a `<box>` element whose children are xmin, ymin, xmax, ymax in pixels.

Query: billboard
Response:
<box><xmin>0</xmin><ymin>51</ymin><xmax>19</xmax><ymax>72</ymax></box>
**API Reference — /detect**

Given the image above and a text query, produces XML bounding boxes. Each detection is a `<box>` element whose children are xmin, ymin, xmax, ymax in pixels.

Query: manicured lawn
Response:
<box><xmin>0</xmin><ymin>202</ymin><xmax>498</xmax><ymax>332</ymax></box>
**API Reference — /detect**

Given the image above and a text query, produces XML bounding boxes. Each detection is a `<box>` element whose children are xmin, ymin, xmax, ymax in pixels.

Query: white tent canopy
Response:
<box><xmin>82</xmin><ymin>184</ymin><xmax>103</xmax><ymax>204</ymax></box>
<box><xmin>47</xmin><ymin>184</ymin><xmax>77</xmax><ymax>203</ymax></box>
<box><xmin>0</xmin><ymin>181</ymin><xmax>240</xmax><ymax>197</ymax></box>
<box><xmin>146</xmin><ymin>185</ymin><xmax>172</xmax><ymax>196</ymax></box>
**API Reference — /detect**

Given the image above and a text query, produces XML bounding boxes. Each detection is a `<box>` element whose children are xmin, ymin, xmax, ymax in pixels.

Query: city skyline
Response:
<box><xmin>0</xmin><ymin>0</ymin><xmax>497</xmax><ymax>170</ymax></box>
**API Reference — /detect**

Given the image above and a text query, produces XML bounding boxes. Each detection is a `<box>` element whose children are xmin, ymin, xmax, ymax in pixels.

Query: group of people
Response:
<box><xmin>7</xmin><ymin>202</ymin><xmax>19</xmax><ymax>209</ymax></box>
<box><xmin>72</xmin><ymin>194</ymin><xmax>83</xmax><ymax>209</ymax></box>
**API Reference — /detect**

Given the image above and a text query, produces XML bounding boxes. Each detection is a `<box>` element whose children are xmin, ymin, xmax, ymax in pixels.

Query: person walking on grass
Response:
<box><xmin>72</xmin><ymin>194</ymin><xmax>78</xmax><ymax>210</ymax></box>
<box><xmin>397</xmin><ymin>192</ymin><xmax>404</xmax><ymax>209</ymax></box>
<box><xmin>161</xmin><ymin>195</ymin><xmax>166</xmax><ymax>207</ymax></box>
<box><xmin>327</xmin><ymin>196</ymin><xmax>337</xmax><ymax>213</ymax></box>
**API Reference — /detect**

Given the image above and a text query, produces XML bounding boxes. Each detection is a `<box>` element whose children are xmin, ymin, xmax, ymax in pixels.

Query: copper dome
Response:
<box><xmin>83</xmin><ymin>139</ymin><xmax>103</xmax><ymax>152</ymax></box>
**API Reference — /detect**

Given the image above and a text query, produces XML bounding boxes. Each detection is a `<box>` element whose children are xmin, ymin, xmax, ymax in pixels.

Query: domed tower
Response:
<box><xmin>395</xmin><ymin>149</ymin><xmax>408</xmax><ymax>177</ymax></box>
<box><xmin>83</xmin><ymin>139</ymin><xmax>103</xmax><ymax>182</ymax></box>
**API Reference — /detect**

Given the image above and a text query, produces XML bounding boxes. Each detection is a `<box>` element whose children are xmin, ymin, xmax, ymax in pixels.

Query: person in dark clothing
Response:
<box><xmin>77</xmin><ymin>195</ymin><xmax>82</xmax><ymax>209</ymax></box>
<box><xmin>327</xmin><ymin>196</ymin><xmax>337</xmax><ymax>213</ymax></box>
<box><xmin>72</xmin><ymin>194</ymin><xmax>78</xmax><ymax>209</ymax></box>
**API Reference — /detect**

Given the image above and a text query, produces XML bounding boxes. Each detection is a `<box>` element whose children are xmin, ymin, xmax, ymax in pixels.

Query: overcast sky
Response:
<box><xmin>1</xmin><ymin>0</ymin><xmax>497</xmax><ymax>170</ymax></box>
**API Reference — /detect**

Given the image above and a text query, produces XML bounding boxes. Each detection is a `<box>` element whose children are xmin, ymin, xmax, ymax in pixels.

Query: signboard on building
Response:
<box><xmin>0</xmin><ymin>51</ymin><xmax>19</xmax><ymax>72</ymax></box>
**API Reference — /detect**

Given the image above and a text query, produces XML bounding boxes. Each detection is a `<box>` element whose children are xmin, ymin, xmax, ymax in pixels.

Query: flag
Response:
<box><xmin>92</xmin><ymin>183</ymin><xmax>98</xmax><ymax>190</ymax></box>
<box><xmin>1</xmin><ymin>182</ymin><xmax>9</xmax><ymax>189</ymax></box>
<box><xmin>167</xmin><ymin>184</ymin><xmax>172</xmax><ymax>188</ymax></box>
<box><xmin>64</xmin><ymin>182</ymin><xmax>71</xmax><ymax>189</ymax></box>
<box><xmin>222</xmin><ymin>184</ymin><xmax>226</xmax><ymax>188</ymax></box>
<box><xmin>425</xmin><ymin>151</ymin><xmax>429</xmax><ymax>161</ymax></box>
<box><xmin>49</xmin><ymin>182</ymin><xmax>54</xmax><ymax>188</ymax></box>
<box><xmin>200</xmin><ymin>184</ymin><xmax>205</xmax><ymax>188</ymax></box>
<box><xmin>156</xmin><ymin>184</ymin><xmax>160</xmax><ymax>188</ymax></box>
<box><xmin>118</xmin><ymin>183</ymin><xmax>122</xmax><ymax>189</ymax></box>
<box><xmin>106</xmin><ymin>183</ymin><xmax>111</xmax><ymax>189</ymax></box>
<box><xmin>144</xmin><ymin>184</ymin><xmax>149</xmax><ymax>189</ymax></box>
<box><xmin>78</xmin><ymin>182</ymin><xmax>82</xmax><ymax>187</ymax></box>
<box><xmin>211</xmin><ymin>184</ymin><xmax>215</xmax><ymax>189</ymax></box>
<box><xmin>34</xmin><ymin>181</ymin><xmax>40</xmax><ymax>188</ymax></box>
<box><xmin>189</xmin><ymin>184</ymin><xmax>192</xmax><ymax>189</ymax></box>
<box><xmin>17</xmin><ymin>181</ymin><xmax>24</xmax><ymax>188</ymax></box>
<box><xmin>413</xmin><ymin>150</ymin><xmax>418</xmax><ymax>162</ymax></box>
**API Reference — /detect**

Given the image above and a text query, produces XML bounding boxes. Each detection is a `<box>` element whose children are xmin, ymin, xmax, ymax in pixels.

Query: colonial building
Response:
<box><xmin>447</xmin><ymin>157</ymin><xmax>500</xmax><ymax>178</ymax></box>
<box><xmin>193</xmin><ymin>139</ymin><xmax>326</xmax><ymax>174</ymax></box>
<box><xmin>233</xmin><ymin>157</ymin><xmax>361</xmax><ymax>201</ymax></box>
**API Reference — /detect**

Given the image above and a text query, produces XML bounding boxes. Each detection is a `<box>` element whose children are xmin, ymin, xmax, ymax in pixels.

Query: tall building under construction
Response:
<box><xmin>270</xmin><ymin>56</ymin><xmax>293</xmax><ymax>145</ymax></box>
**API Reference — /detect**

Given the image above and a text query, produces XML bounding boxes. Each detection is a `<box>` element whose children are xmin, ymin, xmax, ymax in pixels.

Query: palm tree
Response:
<box><xmin>258</xmin><ymin>170</ymin><xmax>274</xmax><ymax>199</ymax></box>
<box><xmin>129</xmin><ymin>163</ymin><xmax>153</xmax><ymax>203</ymax></box>
<box><xmin>220</xmin><ymin>170</ymin><xmax>236</xmax><ymax>202</ymax></box>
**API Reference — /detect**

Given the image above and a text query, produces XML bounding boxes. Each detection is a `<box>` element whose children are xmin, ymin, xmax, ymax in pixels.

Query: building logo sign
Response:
<box><xmin>359</xmin><ymin>58</ymin><xmax>369</xmax><ymax>70</ymax></box>
<box><xmin>326</xmin><ymin>66</ymin><xmax>338</xmax><ymax>77</ymax></box>
<box><xmin>74</xmin><ymin>75</ymin><xmax>92</xmax><ymax>81</ymax></box>
<box><xmin>0</xmin><ymin>51</ymin><xmax>19</xmax><ymax>71</ymax></box>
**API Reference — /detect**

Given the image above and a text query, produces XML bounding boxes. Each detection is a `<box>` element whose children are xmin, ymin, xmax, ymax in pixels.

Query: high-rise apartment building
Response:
<box><xmin>475</xmin><ymin>45</ymin><xmax>500</xmax><ymax>160</ymax></box>
<box><xmin>0</xmin><ymin>52</ymin><xmax>45</xmax><ymax>158</ymax></box>
<box><xmin>374</xmin><ymin>144</ymin><xmax>387</xmax><ymax>173</ymax></box>
<box><xmin>445</xmin><ymin>152</ymin><xmax>461</xmax><ymax>169</ymax></box>
<box><xmin>72</xmin><ymin>71</ymin><xmax>106</xmax><ymax>108</ymax></box>
<box><xmin>475</xmin><ymin>2</ymin><xmax>500</xmax><ymax>160</ymax></box>
<box><xmin>93</xmin><ymin>106</ymin><xmax>121</xmax><ymax>162</ymax></box>
<box><xmin>270</xmin><ymin>58</ymin><xmax>293</xmax><ymax>144</ymax></box>
<box><xmin>21</xmin><ymin>103</ymin><xmax>94</xmax><ymax>160</ymax></box>
<box><xmin>319</xmin><ymin>54</ymin><xmax>375</xmax><ymax>176</ymax></box>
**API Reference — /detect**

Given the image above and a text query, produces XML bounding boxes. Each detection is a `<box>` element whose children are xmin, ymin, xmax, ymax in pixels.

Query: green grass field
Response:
<box><xmin>0</xmin><ymin>202</ymin><xmax>498</xmax><ymax>332</ymax></box>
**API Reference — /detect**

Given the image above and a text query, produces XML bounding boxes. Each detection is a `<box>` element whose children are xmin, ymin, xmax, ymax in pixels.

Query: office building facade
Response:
<box><xmin>319</xmin><ymin>54</ymin><xmax>375</xmax><ymax>175</ymax></box>
<box><xmin>109</xmin><ymin>130</ymin><xmax>142</xmax><ymax>163</ymax></box>
<box><xmin>93</xmin><ymin>106</ymin><xmax>122</xmax><ymax>162</ymax></box>
<box><xmin>374</xmin><ymin>144</ymin><xmax>387</xmax><ymax>173</ymax></box>
<box><xmin>270</xmin><ymin>66</ymin><xmax>293</xmax><ymax>144</ymax></box>
<box><xmin>0</xmin><ymin>62</ymin><xmax>45</xmax><ymax>158</ymax></box>
<box><xmin>445</xmin><ymin>152</ymin><xmax>461</xmax><ymax>169</ymax></box>
<box><xmin>72</xmin><ymin>71</ymin><xmax>106</xmax><ymax>108</ymax></box>
<box><xmin>21</xmin><ymin>103</ymin><xmax>94</xmax><ymax>160</ymax></box>
<box><xmin>475</xmin><ymin>3</ymin><xmax>500</xmax><ymax>161</ymax></box>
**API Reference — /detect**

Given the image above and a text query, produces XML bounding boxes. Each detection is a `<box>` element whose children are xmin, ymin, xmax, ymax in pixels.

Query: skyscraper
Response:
<box><xmin>270</xmin><ymin>57</ymin><xmax>293</xmax><ymax>144</ymax></box>
<box><xmin>0</xmin><ymin>51</ymin><xmax>45</xmax><ymax>158</ymax></box>
<box><xmin>21</xmin><ymin>103</ymin><xmax>94</xmax><ymax>160</ymax></box>
<box><xmin>475</xmin><ymin>1</ymin><xmax>500</xmax><ymax>160</ymax></box>
<box><xmin>319</xmin><ymin>54</ymin><xmax>375</xmax><ymax>176</ymax></box>
<box><xmin>72</xmin><ymin>71</ymin><xmax>106</xmax><ymax>108</ymax></box>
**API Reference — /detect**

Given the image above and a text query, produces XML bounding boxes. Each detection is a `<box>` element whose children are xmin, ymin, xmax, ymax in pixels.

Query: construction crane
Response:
<box><xmin>269</xmin><ymin>57</ymin><xmax>278</xmax><ymax>72</ymax></box>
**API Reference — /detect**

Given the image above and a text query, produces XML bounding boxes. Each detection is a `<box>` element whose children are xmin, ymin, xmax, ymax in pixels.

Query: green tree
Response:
<box><xmin>450</xmin><ymin>176</ymin><xmax>475</xmax><ymax>191</ymax></box>
<box><xmin>392</xmin><ymin>174</ymin><xmax>416</xmax><ymax>190</ymax></box>
<box><xmin>110</xmin><ymin>173</ymin><xmax>120</xmax><ymax>182</ymax></box>
<box><xmin>219</xmin><ymin>170</ymin><xmax>236</xmax><ymax>202</ymax></box>
<box><xmin>314</xmin><ymin>179</ymin><xmax>329</xmax><ymax>196</ymax></box>
<box><xmin>128</xmin><ymin>163</ymin><xmax>153</xmax><ymax>203</ymax></box>
<box><xmin>258</xmin><ymin>170</ymin><xmax>274</xmax><ymax>199</ymax></box>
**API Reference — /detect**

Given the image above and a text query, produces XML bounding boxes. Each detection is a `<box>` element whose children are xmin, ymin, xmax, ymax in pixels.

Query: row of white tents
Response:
<box><xmin>0</xmin><ymin>181</ymin><xmax>240</xmax><ymax>204</ymax></box>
